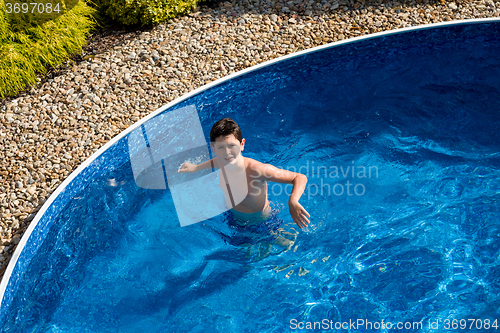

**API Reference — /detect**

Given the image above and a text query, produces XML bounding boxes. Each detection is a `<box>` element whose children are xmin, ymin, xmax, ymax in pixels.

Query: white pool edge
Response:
<box><xmin>1</xmin><ymin>17</ymin><xmax>499</xmax><ymax>309</ymax></box>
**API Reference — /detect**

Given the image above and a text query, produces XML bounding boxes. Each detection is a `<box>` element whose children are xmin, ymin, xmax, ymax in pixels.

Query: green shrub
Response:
<box><xmin>92</xmin><ymin>0</ymin><xmax>203</xmax><ymax>26</ymax></box>
<box><xmin>0</xmin><ymin>0</ymin><xmax>97</xmax><ymax>99</ymax></box>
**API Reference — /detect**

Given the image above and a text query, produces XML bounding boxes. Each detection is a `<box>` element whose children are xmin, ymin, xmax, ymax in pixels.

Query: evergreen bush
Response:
<box><xmin>0</xmin><ymin>0</ymin><xmax>97</xmax><ymax>99</ymax></box>
<box><xmin>92</xmin><ymin>0</ymin><xmax>203</xmax><ymax>26</ymax></box>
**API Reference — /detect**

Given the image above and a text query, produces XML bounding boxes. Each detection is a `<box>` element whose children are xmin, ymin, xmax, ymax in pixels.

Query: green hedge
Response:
<box><xmin>0</xmin><ymin>0</ymin><xmax>97</xmax><ymax>99</ymax></box>
<box><xmin>0</xmin><ymin>0</ymin><xmax>203</xmax><ymax>98</ymax></box>
<box><xmin>92</xmin><ymin>0</ymin><xmax>202</xmax><ymax>26</ymax></box>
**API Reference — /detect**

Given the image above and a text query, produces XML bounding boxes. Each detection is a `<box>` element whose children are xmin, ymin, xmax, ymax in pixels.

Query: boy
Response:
<box><xmin>178</xmin><ymin>118</ymin><xmax>310</xmax><ymax>229</ymax></box>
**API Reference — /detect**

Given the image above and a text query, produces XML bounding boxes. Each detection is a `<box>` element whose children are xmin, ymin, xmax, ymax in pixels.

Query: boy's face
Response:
<box><xmin>211</xmin><ymin>134</ymin><xmax>245</xmax><ymax>165</ymax></box>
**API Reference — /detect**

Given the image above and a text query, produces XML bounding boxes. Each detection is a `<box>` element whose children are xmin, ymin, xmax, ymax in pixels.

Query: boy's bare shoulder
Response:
<box><xmin>243</xmin><ymin>157</ymin><xmax>267</xmax><ymax>174</ymax></box>
<box><xmin>244</xmin><ymin>157</ymin><xmax>265</xmax><ymax>168</ymax></box>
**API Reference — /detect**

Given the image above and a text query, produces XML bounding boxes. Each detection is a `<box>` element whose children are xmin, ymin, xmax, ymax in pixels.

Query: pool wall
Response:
<box><xmin>1</xmin><ymin>17</ymin><xmax>500</xmax><ymax>321</ymax></box>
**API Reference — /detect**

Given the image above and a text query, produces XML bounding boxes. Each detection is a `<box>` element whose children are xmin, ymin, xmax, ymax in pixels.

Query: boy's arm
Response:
<box><xmin>178</xmin><ymin>157</ymin><xmax>219</xmax><ymax>173</ymax></box>
<box><xmin>252</xmin><ymin>162</ymin><xmax>310</xmax><ymax>229</ymax></box>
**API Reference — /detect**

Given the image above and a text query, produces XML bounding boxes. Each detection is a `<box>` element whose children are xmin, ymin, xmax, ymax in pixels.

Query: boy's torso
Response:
<box><xmin>219</xmin><ymin>157</ymin><xmax>269</xmax><ymax>214</ymax></box>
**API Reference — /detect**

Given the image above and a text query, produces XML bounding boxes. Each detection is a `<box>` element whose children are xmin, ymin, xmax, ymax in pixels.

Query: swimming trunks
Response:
<box><xmin>224</xmin><ymin>203</ymin><xmax>285</xmax><ymax>245</ymax></box>
<box><xmin>229</xmin><ymin>203</ymin><xmax>272</xmax><ymax>226</ymax></box>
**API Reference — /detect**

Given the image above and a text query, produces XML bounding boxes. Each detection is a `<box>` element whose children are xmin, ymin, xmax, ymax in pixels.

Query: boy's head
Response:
<box><xmin>210</xmin><ymin>118</ymin><xmax>243</xmax><ymax>144</ymax></box>
<box><xmin>210</xmin><ymin>118</ymin><xmax>245</xmax><ymax>165</ymax></box>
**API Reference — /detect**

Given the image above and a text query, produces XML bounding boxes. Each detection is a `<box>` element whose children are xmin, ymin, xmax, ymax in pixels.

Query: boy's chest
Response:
<box><xmin>218</xmin><ymin>168</ymin><xmax>266</xmax><ymax>199</ymax></box>
<box><xmin>218</xmin><ymin>168</ymin><xmax>249</xmax><ymax>203</ymax></box>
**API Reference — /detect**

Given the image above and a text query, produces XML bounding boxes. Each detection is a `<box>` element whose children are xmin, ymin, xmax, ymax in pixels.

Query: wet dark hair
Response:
<box><xmin>210</xmin><ymin>118</ymin><xmax>243</xmax><ymax>143</ymax></box>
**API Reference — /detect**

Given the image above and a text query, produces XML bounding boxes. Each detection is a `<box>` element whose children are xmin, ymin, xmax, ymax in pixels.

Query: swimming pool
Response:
<box><xmin>1</xmin><ymin>18</ymin><xmax>500</xmax><ymax>332</ymax></box>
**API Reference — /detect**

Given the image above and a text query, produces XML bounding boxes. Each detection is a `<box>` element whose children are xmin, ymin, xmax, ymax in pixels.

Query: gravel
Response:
<box><xmin>0</xmin><ymin>0</ymin><xmax>499</xmax><ymax>279</ymax></box>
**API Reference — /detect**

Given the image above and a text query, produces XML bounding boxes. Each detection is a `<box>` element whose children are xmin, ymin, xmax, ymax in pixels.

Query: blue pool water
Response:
<box><xmin>1</xmin><ymin>21</ymin><xmax>500</xmax><ymax>332</ymax></box>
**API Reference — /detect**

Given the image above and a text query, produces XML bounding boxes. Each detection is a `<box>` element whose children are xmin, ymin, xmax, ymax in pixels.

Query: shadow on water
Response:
<box><xmin>113</xmin><ymin>249</ymin><xmax>250</xmax><ymax>317</ymax></box>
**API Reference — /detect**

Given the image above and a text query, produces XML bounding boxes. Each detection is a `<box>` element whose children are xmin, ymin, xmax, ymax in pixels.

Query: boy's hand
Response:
<box><xmin>178</xmin><ymin>161</ymin><xmax>197</xmax><ymax>173</ymax></box>
<box><xmin>288</xmin><ymin>199</ymin><xmax>310</xmax><ymax>229</ymax></box>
